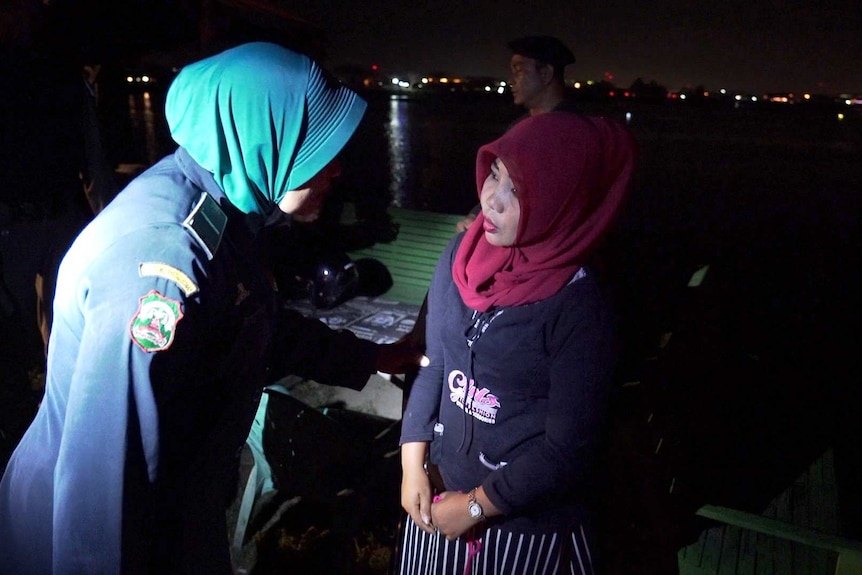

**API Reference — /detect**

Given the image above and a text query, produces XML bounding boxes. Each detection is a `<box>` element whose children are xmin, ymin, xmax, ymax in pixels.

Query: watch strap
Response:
<box><xmin>467</xmin><ymin>487</ymin><xmax>485</xmax><ymax>521</ymax></box>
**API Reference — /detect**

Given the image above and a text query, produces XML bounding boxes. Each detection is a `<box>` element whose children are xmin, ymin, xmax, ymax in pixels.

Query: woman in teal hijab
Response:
<box><xmin>166</xmin><ymin>41</ymin><xmax>367</xmax><ymax>217</ymax></box>
<box><xmin>0</xmin><ymin>42</ymin><xmax>412</xmax><ymax>575</ymax></box>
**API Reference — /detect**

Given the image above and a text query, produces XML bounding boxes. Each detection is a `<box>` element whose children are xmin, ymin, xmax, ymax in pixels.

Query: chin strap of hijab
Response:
<box><xmin>165</xmin><ymin>42</ymin><xmax>366</xmax><ymax>217</ymax></box>
<box><xmin>453</xmin><ymin>112</ymin><xmax>636</xmax><ymax>312</ymax></box>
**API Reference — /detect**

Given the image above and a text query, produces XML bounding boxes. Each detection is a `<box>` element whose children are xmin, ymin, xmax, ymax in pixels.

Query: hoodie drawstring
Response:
<box><xmin>457</xmin><ymin>309</ymin><xmax>504</xmax><ymax>453</ymax></box>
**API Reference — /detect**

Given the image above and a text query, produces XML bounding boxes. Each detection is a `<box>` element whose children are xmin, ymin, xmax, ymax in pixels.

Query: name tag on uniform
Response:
<box><xmin>138</xmin><ymin>262</ymin><xmax>199</xmax><ymax>297</ymax></box>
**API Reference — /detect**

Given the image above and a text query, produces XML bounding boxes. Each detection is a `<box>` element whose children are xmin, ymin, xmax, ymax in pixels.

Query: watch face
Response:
<box><xmin>468</xmin><ymin>502</ymin><xmax>483</xmax><ymax>519</ymax></box>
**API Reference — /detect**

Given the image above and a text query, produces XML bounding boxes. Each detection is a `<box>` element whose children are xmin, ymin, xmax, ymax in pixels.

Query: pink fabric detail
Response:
<box><xmin>463</xmin><ymin>533</ymin><xmax>483</xmax><ymax>575</ymax></box>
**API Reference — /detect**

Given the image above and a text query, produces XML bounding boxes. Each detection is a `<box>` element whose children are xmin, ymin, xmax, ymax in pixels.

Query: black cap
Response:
<box><xmin>508</xmin><ymin>35</ymin><xmax>576</xmax><ymax>70</ymax></box>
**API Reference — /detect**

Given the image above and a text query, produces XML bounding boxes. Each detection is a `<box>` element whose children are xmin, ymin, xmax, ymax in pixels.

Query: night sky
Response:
<box><xmin>288</xmin><ymin>0</ymin><xmax>862</xmax><ymax>95</ymax></box>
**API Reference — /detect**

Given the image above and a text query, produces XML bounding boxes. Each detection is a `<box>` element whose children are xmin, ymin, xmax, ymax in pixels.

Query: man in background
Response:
<box><xmin>508</xmin><ymin>34</ymin><xmax>577</xmax><ymax>116</ymax></box>
<box><xmin>456</xmin><ymin>35</ymin><xmax>577</xmax><ymax>231</ymax></box>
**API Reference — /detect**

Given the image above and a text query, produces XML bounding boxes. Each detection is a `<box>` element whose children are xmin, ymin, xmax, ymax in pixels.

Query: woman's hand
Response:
<box><xmin>429</xmin><ymin>491</ymin><xmax>476</xmax><ymax>540</ymax></box>
<box><xmin>431</xmin><ymin>486</ymin><xmax>500</xmax><ymax>540</ymax></box>
<box><xmin>376</xmin><ymin>336</ymin><xmax>428</xmax><ymax>376</ymax></box>
<box><xmin>401</xmin><ymin>442</ymin><xmax>436</xmax><ymax>534</ymax></box>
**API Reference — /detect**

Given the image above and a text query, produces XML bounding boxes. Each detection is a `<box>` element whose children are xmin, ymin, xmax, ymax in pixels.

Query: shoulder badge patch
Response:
<box><xmin>129</xmin><ymin>290</ymin><xmax>184</xmax><ymax>352</ymax></box>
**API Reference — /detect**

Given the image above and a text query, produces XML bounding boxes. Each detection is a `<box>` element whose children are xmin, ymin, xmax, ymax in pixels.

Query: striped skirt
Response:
<box><xmin>398</xmin><ymin>515</ymin><xmax>596</xmax><ymax>575</ymax></box>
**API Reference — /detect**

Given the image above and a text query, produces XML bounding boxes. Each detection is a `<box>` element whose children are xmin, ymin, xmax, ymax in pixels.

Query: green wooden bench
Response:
<box><xmin>345</xmin><ymin>206</ymin><xmax>464</xmax><ymax>306</ymax></box>
<box><xmin>683</xmin><ymin>502</ymin><xmax>862</xmax><ymax>575</ymax></box>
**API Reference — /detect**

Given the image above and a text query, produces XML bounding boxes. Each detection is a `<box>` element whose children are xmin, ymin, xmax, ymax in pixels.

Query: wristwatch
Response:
<box><xmin>467</xmin><ymin>488</ymin><xmax>485</xmax><ymax>521</ymax></box>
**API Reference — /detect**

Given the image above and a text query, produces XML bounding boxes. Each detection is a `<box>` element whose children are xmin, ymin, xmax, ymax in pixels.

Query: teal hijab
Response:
<box><xmin>165</xmin><ymin>42</ymin><xmax>366</xmax><ymax>216</ymax></box>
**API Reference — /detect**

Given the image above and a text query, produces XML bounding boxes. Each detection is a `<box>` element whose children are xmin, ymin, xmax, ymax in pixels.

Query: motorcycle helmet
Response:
<box><xmin>308</xmin><ymin>253</ymin><xmax>360</xmax><ymax>309</ymax></box>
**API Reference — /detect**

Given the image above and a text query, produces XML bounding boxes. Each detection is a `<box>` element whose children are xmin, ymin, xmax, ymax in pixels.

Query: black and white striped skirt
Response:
<box><xmin>398</xmin><ymin>515</ymin><xmax>596</xmax><ymax>575</ymax></box>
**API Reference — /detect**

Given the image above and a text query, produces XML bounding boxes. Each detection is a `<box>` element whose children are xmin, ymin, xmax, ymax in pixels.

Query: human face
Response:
<box><xmin>480</xmin><ymin>158</ymin><xmax>520</xmax><ymax>247</ymax></box>
<box><xmin>277</xmin><ymin>158</ymin><xmax>342</xmax><ymax>221</ymax></box>
<box><xmin>509</xmin><ymin>54</ymin><xmax>548</xmax><ymax>110</ymax></box>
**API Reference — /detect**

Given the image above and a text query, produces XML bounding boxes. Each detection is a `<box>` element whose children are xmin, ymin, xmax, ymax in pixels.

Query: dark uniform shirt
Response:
<box><xmin>0</xmin><ymin>148</ymin><xmax>376</xmax><ymax>575</ymax></box>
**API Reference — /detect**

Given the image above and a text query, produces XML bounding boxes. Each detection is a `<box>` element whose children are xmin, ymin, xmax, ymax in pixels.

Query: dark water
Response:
<box><xmin>122</xmin><ymin>87</ymin><xmax>527</xmax><ymax>215</ymax></box>
<box><xmin>124</xmin><ymin>86</ymin><xmax>862</xmax><ymax>225</ymax></box>
<box><xmin>336</xmin><ymin>91</ymin><xmax>522</xmax><ymax>214</ymax></box>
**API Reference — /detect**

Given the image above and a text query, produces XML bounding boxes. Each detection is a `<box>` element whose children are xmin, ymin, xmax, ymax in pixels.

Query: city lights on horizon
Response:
<box><xmin>379</xmin><ymin>71</ymin><xmax>861</xmax><ymax>106</ymax></box>
<box><xmin>365</xmin><ymin>61</ymin><xmax>859</xmax><ymax>102</ymax></box>
<box><xmin>119</xmin><ymin>64</ymin><xmax>861</xmax><ymax>107</ymax></box>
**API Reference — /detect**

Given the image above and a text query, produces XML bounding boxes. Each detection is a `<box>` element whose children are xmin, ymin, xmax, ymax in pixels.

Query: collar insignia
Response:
<box><xmin>183</xmin><ymin>192</ymin><xmax>227</xmax><ymax>260</ymax></box>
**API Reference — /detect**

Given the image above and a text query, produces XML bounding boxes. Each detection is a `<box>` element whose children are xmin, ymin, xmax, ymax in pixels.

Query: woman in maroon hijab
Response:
<box><xmin>399</xmin><ymin>112</ymin><xmax>636</xmax><ymax>574</ymax></box>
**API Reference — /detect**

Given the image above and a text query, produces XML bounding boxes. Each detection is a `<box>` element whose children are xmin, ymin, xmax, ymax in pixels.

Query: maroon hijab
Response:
<box><xmin>453</xmin><ymin>113</ymin><xmax>636</xmax><ymax>311</ymax></box>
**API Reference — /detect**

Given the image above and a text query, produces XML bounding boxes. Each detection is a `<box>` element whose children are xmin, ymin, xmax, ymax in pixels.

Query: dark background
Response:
<box><xmin>2</xmin><ymin>1</ymin><xmax>862</xmax><ymax>570</ymax></box>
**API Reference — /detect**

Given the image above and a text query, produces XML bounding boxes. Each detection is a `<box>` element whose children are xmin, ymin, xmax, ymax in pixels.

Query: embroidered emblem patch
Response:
<box><xmin>129</xmin><ymin>290</ymin><xmax>184</xmax><ymax>352</ymax></box>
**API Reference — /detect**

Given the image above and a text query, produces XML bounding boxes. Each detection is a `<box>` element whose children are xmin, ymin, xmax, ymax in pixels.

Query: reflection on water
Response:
<box><xmin>373</xmin><ymin>94</ymin><xmax>517</xmax><ymax>213</ymax></box>
<box><xmin>126</xmin><ymin>92</ymin><xmax>159</xmax><ymax>166</ymax></box>
<box><xmin>122</xmin><ymin>88</ymin><xmax>516</xmax><ymax>214</ymax></box>
<box><xmin>387</xmin><ymin>97</ymin><xmax>412</xmax><ymax>208</ymax></box>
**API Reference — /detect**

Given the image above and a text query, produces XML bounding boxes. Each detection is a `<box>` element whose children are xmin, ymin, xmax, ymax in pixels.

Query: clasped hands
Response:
<box><xmin>401</xmin><ymin>471</ymin><xmax>478</xmax><ymax>540</ymax></box>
